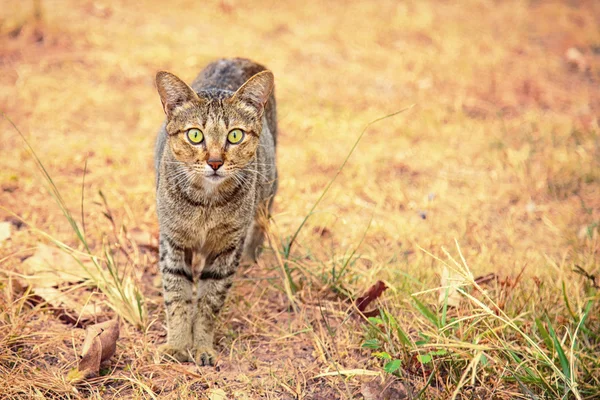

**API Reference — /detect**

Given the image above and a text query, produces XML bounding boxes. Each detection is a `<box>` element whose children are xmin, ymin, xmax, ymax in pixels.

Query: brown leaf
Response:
<box><xmin>33</xmin><ymin>287</ymin><xmax>101</xmax><ymax>321</ymax></box>
<box><xmin>356</xmin><ymin>280</ymin><xmax>388</xmax><ymax>316</ymax></box>
<box><xmin>76</xmin><ymin>319</ymin><xmax>120</xmax><ymax>379</ymax></box>
<box><xmin>22</xmin><ymin>244</ymin><xmax>100</xmax><ymax>287</ymax></box>
<box><xmin>20</xmin><ymin>244</ymin><xmax>103</xmax><ymax>320</ymax></box>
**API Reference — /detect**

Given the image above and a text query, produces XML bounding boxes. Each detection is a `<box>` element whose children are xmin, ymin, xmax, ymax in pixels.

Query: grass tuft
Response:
<box><xmin>1</xmin><ymin>111</ymin><xmax>146</xmax><ymax>329</ymax></box>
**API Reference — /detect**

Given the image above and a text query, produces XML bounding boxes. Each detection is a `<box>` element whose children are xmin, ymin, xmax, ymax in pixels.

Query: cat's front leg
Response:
<box><xmin>158</xmin><ymin>233</ymin><xmax>194</xmax><ymax>362</ymax></box>
<box><xmin>193</xmin><ymin>238</ymin><xmax>243</xmax><ymax>366</ymax></box>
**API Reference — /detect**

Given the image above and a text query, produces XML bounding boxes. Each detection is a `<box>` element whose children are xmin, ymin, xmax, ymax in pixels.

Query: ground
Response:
<box><xmin>0</xmin><ymin>0</ymin><xmax>599</xmax><ymax>399</ymax></box>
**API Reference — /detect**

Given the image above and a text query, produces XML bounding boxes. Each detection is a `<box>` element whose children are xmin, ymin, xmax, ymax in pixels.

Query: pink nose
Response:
<box><xmin>207</xmin><ymin>159</ymin><xmax>223</xmax><ymax>171</ymax></box>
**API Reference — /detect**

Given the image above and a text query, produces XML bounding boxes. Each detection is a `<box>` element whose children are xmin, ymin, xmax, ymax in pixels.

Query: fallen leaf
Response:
<box><xmin>356</xmin><ymin>281</ymin><xmax>388</xmax><ymax>317</ymax></box>
<box><xmin>70</xmin><ymin>319</ymin><xmax>120</xmax><ymax>381</ymax></box>
<box><xmin>22</xmin><ymin>243</ymin><xmax>100</xmax><ymax>287</ymax></box>
<box><xmin>20</xmin><ymin>244</ymin><xmax>103</xmax><ymax>320</ymax></box>
<box><xmin>207</xmin><ymin>388</ymin><xmax>227</xmax><ymax>400</ymax></box>
<box><xmin>438</xmin><ymin>266</ymin><xmax>466</xmax><ymax>308</ymax></box>
<box><xmin>0</xmin><ymin>222</ymin><xmax>11</xmax><ymax>243</ymax></box>
<box><xmin>33</xmin><ymin>287</ymin><xmax>100</xmax><ymax>320</ymax></box>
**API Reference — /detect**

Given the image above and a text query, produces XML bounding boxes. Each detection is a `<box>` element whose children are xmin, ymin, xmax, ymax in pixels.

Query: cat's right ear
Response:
<box><xmin>230</xmin><ymin>70</ymin><xmax>274</xmax><ymax>117</ymax></box>
<box><xmin>156</xmin><ymin>71</ymin><xmax>199</xmax><ymax>116</ymax></box>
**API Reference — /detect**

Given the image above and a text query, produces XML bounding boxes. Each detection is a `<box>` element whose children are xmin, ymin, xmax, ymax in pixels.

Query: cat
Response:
<box><xmin>154</xmin><ymin>58</ymin><xmax>277</xmax><ymax>365</ymax></box>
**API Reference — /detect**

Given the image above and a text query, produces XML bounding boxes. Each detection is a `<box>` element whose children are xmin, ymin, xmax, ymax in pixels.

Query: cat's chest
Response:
<box><xmin>161</xmin><ymin>202</ymin><xmax>221</xmax><ymax>244</ymax></box>
<box><xmin>158</xmin><ymin>189</ymin><xmax>252</xmax><ymax>250</ymax></box>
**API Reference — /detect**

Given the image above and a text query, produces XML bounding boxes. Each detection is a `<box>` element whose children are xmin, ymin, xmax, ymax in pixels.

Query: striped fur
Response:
<box><xmin>154</xmin><ymin>58</ymin><xmax>277</xmax><ymax>365</ymax></box>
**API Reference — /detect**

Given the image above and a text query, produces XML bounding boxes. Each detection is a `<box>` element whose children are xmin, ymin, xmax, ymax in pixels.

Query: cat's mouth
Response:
<box><xmin>203</xmin><ymin>172</ymin><xmax>226</xmax><ymax>184</ymax></box>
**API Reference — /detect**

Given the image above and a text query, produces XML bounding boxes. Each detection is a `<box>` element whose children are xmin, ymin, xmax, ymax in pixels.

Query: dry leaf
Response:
<box><xmin>356</xmin><ymin>280</ymin><xmax>388</xmax><ymax>317</ymax></box>
<box><xmin>20</xmin><ymin>244</ymin><xmax>103</xmax><ymax>320</ymax></box>
<box><xmin>0</xmin><ymin>222</ymin><xmax>11</xmax><ymax>243</ymax></box>
<box><xmin>207</xmin><ymin>388</ymin><xmax>227</xmax><ymax>400</ymax></box>
<box><xmin>33</xmin><ymin>287</ymin><xmax>100</xmax><ymax>320</ymax></box>
<box><xmin>438</xmin><ymin>266</ymin><xmax>465</xmax><ymax>308</ymax></box>
<box><xmin>22</xmin><ymin>243</ymin><xmax>100</xmax><ymax>287</ymax></box>
<box><xmin>71</xmin><ymin>319</ymin><xmax>120</xmax><ymax>381</ymax></box>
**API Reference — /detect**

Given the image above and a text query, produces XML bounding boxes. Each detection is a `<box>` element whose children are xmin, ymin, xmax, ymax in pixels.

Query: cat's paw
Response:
<box><xmin>193</xmin><ymin>346</ymin><xmax>216</xmax><ymax>366</ymax></box>
<box><xmin>158</xmin><ymin>343</ymin><xmax>192</xmax><ymax>362</ymax></box>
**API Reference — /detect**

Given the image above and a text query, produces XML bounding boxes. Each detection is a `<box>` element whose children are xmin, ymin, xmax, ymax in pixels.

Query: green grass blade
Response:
<box><xmin>562</xmin><ymin>281</ymin><xmax>576</xmax><ymax>320</ymax></box>
<box><xmin>545</xmin><ymin>317</ymin><xmax>571</xmax><ymax>381</ymax></box>
<box><xmin>412</xmin><ymin>297</ymin><xmax>439</xmax><ymax>329</ymax></box>
<box><xmin>440</xmin><ymin>287</ymin><xmax>449</xmax><ymax>328</ymax></box>
<box><xmin>535</xmin><ymin>318</ymin><xmax>553</xmax><ymax>353</ymax></box>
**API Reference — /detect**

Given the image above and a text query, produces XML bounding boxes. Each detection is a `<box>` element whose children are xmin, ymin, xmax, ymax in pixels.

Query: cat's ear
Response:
<box><xmin>156</xmin><ymin>71</ymin><xmax>199</xmax><ymax>115</ymax></box>
<box><xmin>230</xmin><ymin>70</ymin><xmax>274</xmax><ymax>117</ymax></box>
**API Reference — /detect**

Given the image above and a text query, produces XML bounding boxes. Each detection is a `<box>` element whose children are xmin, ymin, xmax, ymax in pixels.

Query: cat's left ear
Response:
<box><xmin>156</xmin><ymin>71</ymin><xmax>199</xmax><ymax>116</ymax></box>
<box><xmin>230</xmin><ymin>70</ymin><xmax>274</xmax><ymax>117</ymax></box>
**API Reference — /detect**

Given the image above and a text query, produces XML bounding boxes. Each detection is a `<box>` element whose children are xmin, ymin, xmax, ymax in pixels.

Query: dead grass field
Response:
<box><xmin>1</xmin><ymin>0</ymin><xmax>599</xmax><ymax>398</ymax></box>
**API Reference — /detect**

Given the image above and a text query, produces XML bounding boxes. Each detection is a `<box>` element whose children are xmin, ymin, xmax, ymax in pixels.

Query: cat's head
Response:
<box><xmin>156</xmin><ymin>70</ymin><xmax>273</xmax><ymax>188</ymax></box>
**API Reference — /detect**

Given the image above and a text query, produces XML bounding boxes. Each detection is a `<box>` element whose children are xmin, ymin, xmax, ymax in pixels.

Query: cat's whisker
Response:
<box><xmin>231</xmin><ymin>170</ymin><xmax>250</xmax><ymax>184</ymax></box>
<box><xmin>230</xmin><ymin>173</ymin><xmax>245</xmax><ymax>187</ymax></box>
<box><xmin>169</xmin><ymin>167</ymin><xmax>195</xmax><ymax>188</ymax></box>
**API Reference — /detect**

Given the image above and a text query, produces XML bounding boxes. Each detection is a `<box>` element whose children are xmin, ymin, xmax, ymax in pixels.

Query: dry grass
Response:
<box><xmin>1</xmin><ymin>0</ymin><xmax>599</xmax><ymax>398</ymax></box>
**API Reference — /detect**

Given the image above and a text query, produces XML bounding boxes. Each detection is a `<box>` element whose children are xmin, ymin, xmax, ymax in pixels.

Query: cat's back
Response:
<box><xmin>191</xmin><ymin>58</ymin><xmax>277</xmax><ymax>141</ymax></box>
<box><xmin>191</xmin><ymin>58</ymin><xmax>267</xmax><ymax>92</ymax></box>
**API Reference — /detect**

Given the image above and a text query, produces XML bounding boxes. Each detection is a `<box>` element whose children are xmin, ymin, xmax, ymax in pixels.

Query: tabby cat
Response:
<box><xmin>154</xmin><ymin>58</ymin><xmax>277</xmax><ymax>365</ymax></box>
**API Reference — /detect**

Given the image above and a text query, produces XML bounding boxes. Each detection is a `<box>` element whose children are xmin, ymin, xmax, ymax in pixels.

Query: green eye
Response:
<box><xmin>227</xmin><ymin>129</ymin><xmax>244</xmax><ymax>144</ymax></box>
<box><xmin>186</xmin><ymin>128</ymin><xmax>204</xmax><ymax>144</ymax></box>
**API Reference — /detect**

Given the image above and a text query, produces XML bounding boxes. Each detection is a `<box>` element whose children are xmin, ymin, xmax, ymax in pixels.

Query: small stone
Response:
<box><xmin>565</xmin><ymin>47</ymin><xmax>587</xmax><ymax>71</ymax></box>
<box><xmin>0</xmin><ymin>222</ymin><xmax>11</xmax><ymax>243</ymax></box>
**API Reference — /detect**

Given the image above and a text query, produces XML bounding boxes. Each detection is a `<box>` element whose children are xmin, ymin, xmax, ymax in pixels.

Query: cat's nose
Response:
<box><xmin>207</xmin><ymin>158</ymin><xmax>223</xmax><ymax>171</ymax></box>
